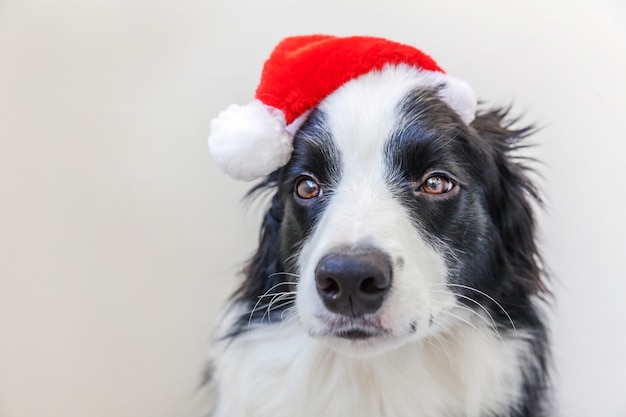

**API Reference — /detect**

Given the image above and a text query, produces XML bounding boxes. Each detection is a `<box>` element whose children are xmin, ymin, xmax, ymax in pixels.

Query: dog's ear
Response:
<box><xmin>471</xmin><ymin>109</ymin><xmax>546</xmax><ymax>295</ymax></box>
<box><xmin>232</xmin><ymin>174</ymin><xmax>285</xmax><ymax>303</ymax></box>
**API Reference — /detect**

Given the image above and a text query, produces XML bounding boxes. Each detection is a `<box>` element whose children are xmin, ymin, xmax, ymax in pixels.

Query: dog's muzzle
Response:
<box><xmin>314</xmin><ymin>247</ymin><xmax>392</xmax><ymax>317</ymax></box>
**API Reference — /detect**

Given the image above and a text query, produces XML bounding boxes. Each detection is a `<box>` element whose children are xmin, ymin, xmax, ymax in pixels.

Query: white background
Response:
<box><xmin>1</xmin><ymin>0</ymin><xmax>625</xmax><ymax>416</ymax></box>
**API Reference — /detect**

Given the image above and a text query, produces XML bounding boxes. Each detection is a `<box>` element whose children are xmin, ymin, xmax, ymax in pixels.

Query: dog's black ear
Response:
<box><xmin>232</xmin><ymin>173</ymin><xmax>285</xmax><ymax>303</ymax></box>
<box><xmin>471</xmin><ymin>109</ymin><xmax>547</xmax><ymax>295</ymax></box>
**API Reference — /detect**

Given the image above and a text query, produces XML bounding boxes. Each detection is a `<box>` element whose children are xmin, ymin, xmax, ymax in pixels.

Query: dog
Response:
<box><xmin>205</xmin><ymin>36</ymin><xmax>550</xmax><ymax>417</ymax></box>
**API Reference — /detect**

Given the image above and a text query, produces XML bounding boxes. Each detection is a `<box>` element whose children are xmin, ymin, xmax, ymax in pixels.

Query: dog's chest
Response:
<box><xmin>210</xmin><ymin>321</ymin><xmax>526</xmax><ymax>417</ymax></box>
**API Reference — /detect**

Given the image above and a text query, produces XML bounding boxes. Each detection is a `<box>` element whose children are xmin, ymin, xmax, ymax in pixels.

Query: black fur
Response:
<box><xmin>220</xmin><ymin>90</ymin><xmax>550</xmax><ymax>416</ymax></box>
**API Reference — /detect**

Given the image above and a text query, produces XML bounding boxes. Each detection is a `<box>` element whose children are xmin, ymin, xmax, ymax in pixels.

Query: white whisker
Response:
<box><xmin>248</xmin><ymin>283</ymin><xmax>298</xmax><ymax>330</ymax></box>
<box><xmin>264</xmin><ymin>294</ymin><xmax>296</xmax><ymax>324</ymax></box>
<box><xmin>281</xmin><ymin>306</ymin><xmax>297</xmax><ymax>321</ymax></box>
<box><xmin>267</xmin><ymin>272</ymin><xmax>300</xmax><ymax>279</ymax></box>
<box><xmin>436</xmin><ymin>308</ymin><xmax>513</xmax><ymax>360</ymax></box>
<box><xmin>280</xmin><ymin>309</ymin><xmax>301</xmax><ymax>328</ymax></box>
<box><xmin>426</xmin><ymin>289</ymin><xmax>503</xmax><ymax>342</ymax></box>
<box><xmin>429</xmin><ymin>283</ymin><xmax>517</xmax><ymax>336</ymax></box>
<box><xmin>248</xmin><ymin>292</ymin><xmax>295</xmax><ymax>323</ymax></box>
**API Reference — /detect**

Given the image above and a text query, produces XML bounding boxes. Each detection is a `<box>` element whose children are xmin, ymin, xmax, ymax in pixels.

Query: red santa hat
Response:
<box><xmin>208</xmin><ymin>35</ymin><xmax>476</xmax><ymax>181</ymax></box>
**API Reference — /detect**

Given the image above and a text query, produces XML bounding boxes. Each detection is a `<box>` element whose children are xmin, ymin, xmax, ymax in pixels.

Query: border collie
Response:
<box><xmin>205</xmin><ymin>63</ymin><xmax>550</xmax><ymax>417</ymax></box>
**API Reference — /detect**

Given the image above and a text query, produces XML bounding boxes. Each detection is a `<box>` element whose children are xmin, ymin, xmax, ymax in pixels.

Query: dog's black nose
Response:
<box><xmin>315</xmin><ymin>248</ymin><xmax>392</xmax><ymax>316</ymax></box>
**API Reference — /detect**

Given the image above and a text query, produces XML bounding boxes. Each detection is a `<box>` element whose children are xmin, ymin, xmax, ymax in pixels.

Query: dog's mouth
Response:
<box><xmin>315</xmin><ymin>315</ymin><xmax>389</xmax><ymax>341</ymax></box>
<box><xmin>311</xmin><ymin>319</ymin><xmax>412</xmax><ymax>356</ymax></box>
<box><xmin>336</xmin><ymin>327</ymin><xmax>380</xmax><ymax>340</ymax></box>
<box><xmin>306</xmin><ymin>313</ymin><xmax>422</xmax><ymax>356</ymax></box>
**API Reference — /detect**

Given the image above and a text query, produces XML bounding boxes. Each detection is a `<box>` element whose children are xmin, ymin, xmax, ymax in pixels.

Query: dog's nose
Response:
<box><xmin>315</xmin><ymin>248</ymin><xmax>392</xmax><ymax>316</ymax></box>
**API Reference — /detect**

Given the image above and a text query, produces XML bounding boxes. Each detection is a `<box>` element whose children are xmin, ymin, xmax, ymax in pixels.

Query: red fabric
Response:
<box><xmin>255</xmin><ymin>35</ymin><xmax>445</xmax><ymax>125</ymax></box>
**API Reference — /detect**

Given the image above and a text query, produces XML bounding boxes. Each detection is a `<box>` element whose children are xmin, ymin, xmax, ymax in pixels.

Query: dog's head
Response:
<box><xmin>230</xmin><ymin>65</ymin><xmax>544</xmax><ymax>356</ymax></box>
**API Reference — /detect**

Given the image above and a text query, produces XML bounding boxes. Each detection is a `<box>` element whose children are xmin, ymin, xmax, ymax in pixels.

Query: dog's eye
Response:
<box><xmin>295</xmin><ymin>177</ymin><xmax>321</xmax><ymax>200</ymax></box>
<box><xmin>418</xmin><ymin>175</ymin><xmax>455</xmax><ymax>195</ymax></box>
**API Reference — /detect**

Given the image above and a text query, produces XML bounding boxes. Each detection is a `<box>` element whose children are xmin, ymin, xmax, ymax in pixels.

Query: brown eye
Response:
<box><xmin>295</xmin><ymin>177</ymin><xmax>321</xmax><ymax>200</ymax></box>
<box><xmin>420</xmin><ymin>175</ymin><xmax>454</xmax><ymax>195</ymax></box>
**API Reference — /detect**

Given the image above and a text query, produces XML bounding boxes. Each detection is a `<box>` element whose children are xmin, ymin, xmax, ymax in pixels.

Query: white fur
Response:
<box><xmin>208</xmin><ymin>100</ymin><xmax>293</xmax><ymax>181</ymax></box>
<box><xmin>437</xmin><ymin>74</ymin><xmax>477</xmax><ymax>125</ymax></box>
<box><xmin>211</xmin><ymin>307</ymin><xmax>530</xmax><ymax>417</ymax></box>
<box><xmin>377</xmin><ymin>64</ymin><xmax>476</xmax><ymax>125</ymax></box>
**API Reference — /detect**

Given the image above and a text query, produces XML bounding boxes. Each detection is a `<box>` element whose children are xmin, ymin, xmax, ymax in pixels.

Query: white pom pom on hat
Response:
<box><xmin>207</xmin><ymin>35</ymin><xmax>477</xmax><ymax>181</ymax></box>
<box><xmin>209</xmin><ymin>101</ymin><xmax>293</xmax><ymax>181</ymax></box>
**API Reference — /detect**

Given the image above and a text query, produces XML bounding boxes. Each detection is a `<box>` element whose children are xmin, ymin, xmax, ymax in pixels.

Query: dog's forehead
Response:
<box><xmin>313</xmin><ymin>65</ymin><xmax>461</xmax><ymax>171</ymax></box>
<box><xmin>318</xmin><ymin>66</ymin><xmax>423</xmax><ymax>156</ymax></box>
